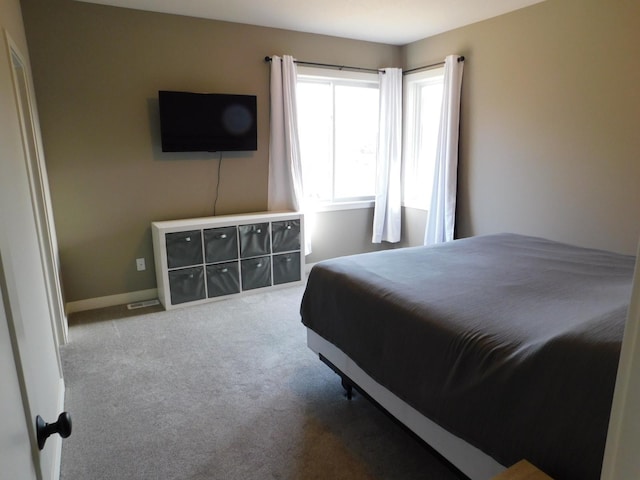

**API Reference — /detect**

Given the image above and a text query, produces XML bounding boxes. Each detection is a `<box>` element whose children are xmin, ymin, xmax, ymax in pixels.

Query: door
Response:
<box><xmin>1</xmin><ymin>24</ymin><xmax>66</xmax><ymax>480</ymax></box>
<box><xmin>0</xmin><ymin>278</ymin><xmax>37</xmax><ymax>480</ymax></box>
<box><xmin>0</xmin><ymin>244</ymin><xmax>64</xmax><ymax>480</ymax></box>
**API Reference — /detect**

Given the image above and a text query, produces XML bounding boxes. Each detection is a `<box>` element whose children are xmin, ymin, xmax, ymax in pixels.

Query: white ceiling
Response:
<box><xmin>76</xmin><ymin>0</ymin><xmax>546</xmax><ymax>45</ymax></box>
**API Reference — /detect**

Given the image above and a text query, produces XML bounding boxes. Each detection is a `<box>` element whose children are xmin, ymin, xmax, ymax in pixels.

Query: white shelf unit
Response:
<box><xmin>152</xmin><ymin>211</ymin><xmax>304</xmax><ymax>310</ymax></box>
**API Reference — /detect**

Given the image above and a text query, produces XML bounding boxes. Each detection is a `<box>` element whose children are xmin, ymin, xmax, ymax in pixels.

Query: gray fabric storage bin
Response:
<box><xmin>272</xmin><ymin>220</ymin><xmax>301</xmax><ymax>253</ymax></box>
<box><xmin>239</xmin><ymin>222</ymin><xmax>270</xmax><ymax>258</ymax></box>
<box><xmin>273</xmin><ymin>253</ymin><xmax>301</xmax><ymax>285</ymax></box>
<box><xmin>168</xmin><ymin>266</ymin><xmax>205</xmax><ymax>304</ymax></box>
<box><xmin>241</xmin><ymin>255</ymin><xmax>271</xmax><ymax>290</ymax></box>
<box><xmin>206</xmin><ymin>262</ymin><xmax>240</xmax><ymax>297</ymax></box>
<box><xmin>166</xmin><ymin>230</ymin><xmax>203</xmax><ymax>268</ymax></box>
<box><xmin>204</xmin><ymin>226</ymin><xmax>238</xmax><ymax>263</ymax></box>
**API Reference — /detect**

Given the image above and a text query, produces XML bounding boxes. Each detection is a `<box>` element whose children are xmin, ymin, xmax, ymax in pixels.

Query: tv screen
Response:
<box><xmin>158</xmin><ymin>91</ymin><xmax>257</xmax><ymax>152</ymax></box>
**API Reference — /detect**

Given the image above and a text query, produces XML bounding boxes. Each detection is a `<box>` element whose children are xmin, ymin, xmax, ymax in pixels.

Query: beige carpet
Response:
<box><xmin>60</xmin><ymin>285</ymin><xmax>464</xmax><ymax>479</ymax></box>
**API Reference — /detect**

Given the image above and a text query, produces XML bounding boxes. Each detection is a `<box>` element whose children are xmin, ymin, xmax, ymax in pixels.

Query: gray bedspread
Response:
<box><xmin>300</xmin><ymin>233</ymin><xmax>636</xmax><ymax>480</ymax></box>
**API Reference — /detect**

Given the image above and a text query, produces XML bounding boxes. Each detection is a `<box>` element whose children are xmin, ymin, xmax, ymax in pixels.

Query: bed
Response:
<box><xmin>300</xmin><ymin>233</ymin><xmax>636</xmax><ymax>480</ymax></box>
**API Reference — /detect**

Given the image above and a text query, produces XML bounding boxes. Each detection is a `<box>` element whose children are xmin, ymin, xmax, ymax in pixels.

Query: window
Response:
<box><xmin>297</xmin><ymin>68</ymin><xmax>379</xmax><ymax>207</ymax></box>
<box><xmin>402</xmin><ymin>67</ymin><xmax>445</xmax><ymax>210</ymax></box>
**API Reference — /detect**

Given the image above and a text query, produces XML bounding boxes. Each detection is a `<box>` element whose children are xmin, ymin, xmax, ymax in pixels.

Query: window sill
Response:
<box><xmin>402</xmin><ymin>203</ymin><xmax>429</xmax><ymax>212</ymax></box>
<box><xmin>310</xmin><ymin>201</ymin><xmax>429</xmax><ymax>213</ymax></box>
<box><xmin>312</xmin><ymin>200</ymin><xmax>375</xmax><ymax>212</ymax></box>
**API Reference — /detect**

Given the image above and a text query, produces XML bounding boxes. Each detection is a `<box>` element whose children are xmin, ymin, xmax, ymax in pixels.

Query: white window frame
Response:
<box><xmin>297</xmin><ymin>66</ymin><xmax>380</xmax><ymax>211</ymax></box>
<box><xmin>402</xmin><ymin>66</ymin><xmax>445</xmax><ymax>211</ymax></box>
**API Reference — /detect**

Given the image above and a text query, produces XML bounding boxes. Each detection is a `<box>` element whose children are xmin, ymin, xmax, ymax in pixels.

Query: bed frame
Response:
<box><xmin>307</xmin><ymin>329</ymin><xmax>507</xmax><ymax>480</ymax></box>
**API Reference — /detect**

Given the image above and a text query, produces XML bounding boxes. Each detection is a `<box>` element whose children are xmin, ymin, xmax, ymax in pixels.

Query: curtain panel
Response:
<box><xmin>372</xmin><ymin>68</ymin><xmax>403</xmax><ymax>244</ymax></box>
<box><xmin>424</xmin><ymin>55</ymin><xmax>464</xmax><ymax>245</ymax></box>
<box><xmin>268</xmin><ymin>55</ymin><xmax>311</xmax><ymax>254</ymax></box>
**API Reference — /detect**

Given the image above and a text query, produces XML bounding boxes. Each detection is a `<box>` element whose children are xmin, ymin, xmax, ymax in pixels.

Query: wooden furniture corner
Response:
<box><xmin>491</xmin><ymin>459</ymin><xmax>553</xmax><ymax>480</ymax></box>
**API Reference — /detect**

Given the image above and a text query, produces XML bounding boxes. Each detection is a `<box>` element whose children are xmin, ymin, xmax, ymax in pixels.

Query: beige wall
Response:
<box><xmin>20</xmin><ymin>0</ymin><xmax>401</xmax><ymax>302</ymax></box>
<box><xmin>19</xmin><ymin>0</ymin><xmax>640</xmax><ymax>304</ymax></box>
<box><xmin>404</xmin><ymin>0</ymin><xmax>640</xmax><ymax>255</ymax></box>
<box><xmin>306</xmin><ymin>209</ymin><xmax>398</xmax><ymax>264</ymax></box>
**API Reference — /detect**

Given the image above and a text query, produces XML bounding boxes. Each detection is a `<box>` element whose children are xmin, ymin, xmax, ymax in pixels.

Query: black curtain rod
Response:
<box><xmin>403</xmin><ymin>55</ymin><xmax>465</xmax><ymax>75</ymax></box>
<box><xmin>264</xmin><ymin>55</ymin><xmax>464</xmax><ymax>75</ymax></box>
<box><xmin>264</xmin><ymin>56</ymin><xmax>383</xmax><ymax>74</ymax></box>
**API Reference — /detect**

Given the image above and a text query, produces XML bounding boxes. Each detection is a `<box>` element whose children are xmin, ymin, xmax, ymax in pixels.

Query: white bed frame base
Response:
<box><xmin>307</xmin><ymin>328</ymin><xmax>507</xmax><ymax>480</ymax></box>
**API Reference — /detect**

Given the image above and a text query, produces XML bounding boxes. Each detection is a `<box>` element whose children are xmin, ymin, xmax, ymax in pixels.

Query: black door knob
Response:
<box><xmin>36</xmin><ymin>412</ymin><xmax>72</xmax><ymax>450</ymax></box>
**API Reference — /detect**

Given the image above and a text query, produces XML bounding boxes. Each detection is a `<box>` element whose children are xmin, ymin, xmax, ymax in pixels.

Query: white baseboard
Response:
<box><xmin>65</xmin><ymin>288</ymin><xmax>158</xmax><ymax>314</ymax></box>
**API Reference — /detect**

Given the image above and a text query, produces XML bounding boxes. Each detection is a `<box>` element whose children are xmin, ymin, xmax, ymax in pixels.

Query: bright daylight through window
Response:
<box><xmin>402</xmin><ymin>67</ymin><xmax>444</xmax><ymax>210</ymax></box>
<box><xmin>297</xmin><ymin>68</ymin><xmax>379</xmax><ymax>207</ymax></box>
<box><xmin>296</xmin><ymin>66</ymin><xmax>444</xmax><ymax>211</ymax></box>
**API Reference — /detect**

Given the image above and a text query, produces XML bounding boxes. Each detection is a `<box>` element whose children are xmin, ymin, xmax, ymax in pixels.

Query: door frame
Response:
<box><xmin>601</xmin><ymin>240</ymin><xmax>640</xmax><ymax>479</ymax></box>
<box><xmin>4</xmin><ymin>30</ymin><xmax>67</xmax><ymax>349</ymax></box>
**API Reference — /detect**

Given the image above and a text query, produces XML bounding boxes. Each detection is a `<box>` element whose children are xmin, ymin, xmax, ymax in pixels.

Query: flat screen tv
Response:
<box><xmin>158</xmin><ymin>91</ymin><xmax>257</xmax><ymax>152</ymax></box>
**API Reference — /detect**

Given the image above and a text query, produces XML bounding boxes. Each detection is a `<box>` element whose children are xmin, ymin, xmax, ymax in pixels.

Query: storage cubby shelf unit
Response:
<box><xmin>152</xmin><ymin>211</ymin><xmax>304</xmax><ymax>310</ymax></box>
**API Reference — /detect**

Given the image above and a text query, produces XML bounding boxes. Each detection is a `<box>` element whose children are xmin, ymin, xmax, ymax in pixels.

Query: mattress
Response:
<box><xmin>300</xmin><ymin>233</ymin><xmax>636</xmax><ymax>480</ymax></box>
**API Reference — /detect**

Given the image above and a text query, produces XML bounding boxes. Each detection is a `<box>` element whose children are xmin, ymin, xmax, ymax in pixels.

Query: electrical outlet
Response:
<box><xmin>136</xmin><ymin>258</ymin><xmax>146</xmax><ymax>271</ymax></box>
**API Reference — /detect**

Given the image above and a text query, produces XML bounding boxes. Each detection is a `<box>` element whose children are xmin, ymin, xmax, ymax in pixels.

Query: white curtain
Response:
<box><xmin>372</xmin><ymin>68</ymin><xmax>403</xmax><ymax>243</ymax></box>
<box><xmin>424</xmin><ymin>55</ymin><xmax>464</xmax><ymax>245</ymax></box>
<box><xmin>268</xmin><ymin>55</ymin><xmax>311</xmax><ymax>254</ymax></box>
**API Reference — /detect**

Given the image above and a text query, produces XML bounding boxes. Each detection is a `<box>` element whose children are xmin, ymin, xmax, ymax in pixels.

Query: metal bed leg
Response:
<box><xmin>341</xmin><ymin>378</ymin><xmax>354</xmax><ymax>400</ymax></box>
<box><xmin>319</xmin><ymin>353</ymin><xmax>356</xmax><ymax>400</ymax></box>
